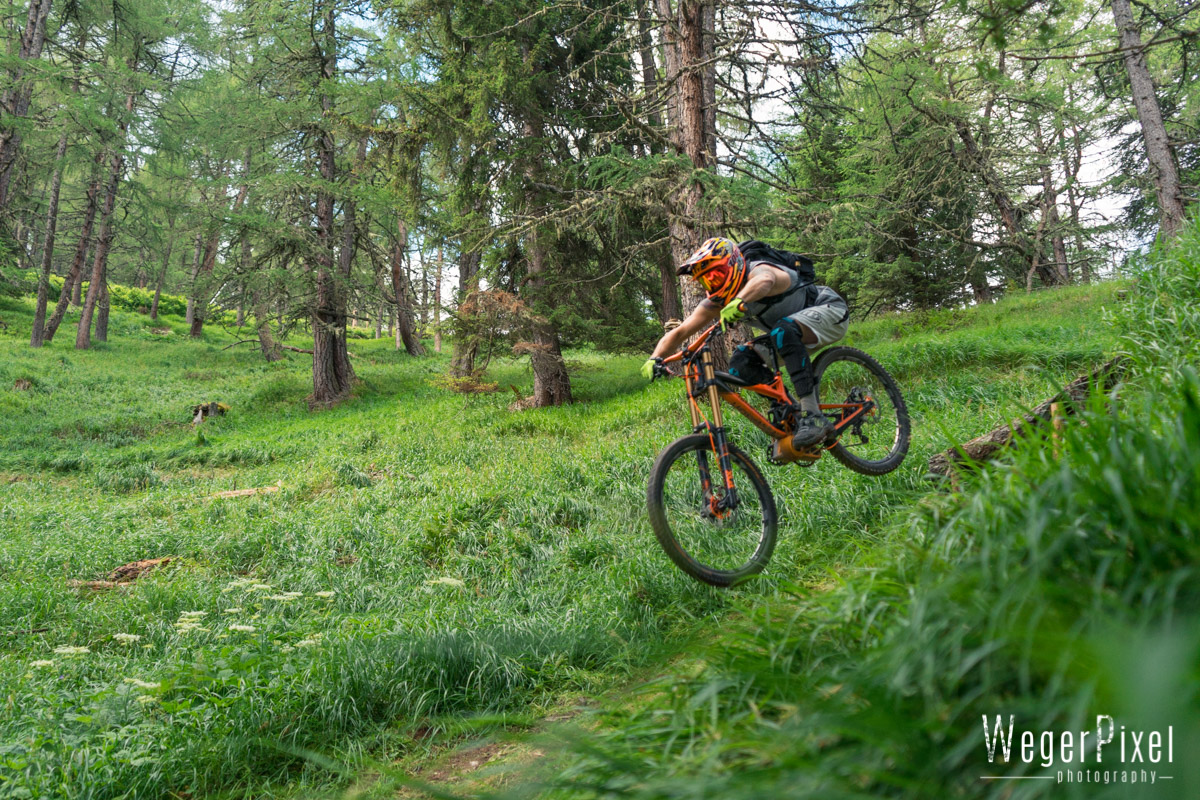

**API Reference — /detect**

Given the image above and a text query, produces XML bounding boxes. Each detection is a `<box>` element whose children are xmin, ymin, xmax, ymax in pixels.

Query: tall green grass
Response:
<box><xmin>539</xmin><ymin>227</ymin><xmax>1200</xmax><ymax>799</ymax></box>
<box><xmin>0</xmin><ymin>278</ymin><xmax>1124</xmax><ymax>798</ymax></box>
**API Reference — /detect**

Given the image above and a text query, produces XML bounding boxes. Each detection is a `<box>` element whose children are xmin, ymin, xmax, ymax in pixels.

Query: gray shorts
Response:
<box><xmin>791</xmin><ymin>288</ymin><xmax>849</xmax><ymax>349</ymax></box>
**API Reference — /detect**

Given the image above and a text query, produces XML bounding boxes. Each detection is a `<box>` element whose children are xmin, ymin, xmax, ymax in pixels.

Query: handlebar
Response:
<box><xmin>653</xmin><ymin>322</ymin><xmax>723</xmax><ymax>379</ymax></box>
<box><xmin>661</xmin><ymin>323</ymin><xmax>721</xmax><ymax>365</ymax></box>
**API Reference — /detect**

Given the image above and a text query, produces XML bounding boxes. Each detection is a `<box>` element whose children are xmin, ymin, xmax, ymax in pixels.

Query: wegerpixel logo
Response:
<box><xmin>981</xmin><ymin>715</ymin><xmax>1175</xmax><ymax>785</ymax></box>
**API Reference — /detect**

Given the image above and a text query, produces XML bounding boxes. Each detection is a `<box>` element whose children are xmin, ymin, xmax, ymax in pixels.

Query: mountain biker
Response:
<box><xmin>641</xmin><ymin>237</ymin><xmax>849</xmax><ymax>448</ymax></box>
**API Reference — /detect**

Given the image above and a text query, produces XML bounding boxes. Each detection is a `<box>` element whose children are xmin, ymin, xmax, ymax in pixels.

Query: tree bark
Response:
<box><xmin>76</xmin><ymin>96</ymin><xmax>131</xmax><ymax>351</ymax></box>
<box><xmin>659</xmin><ymin>0</ymin><xmax>715</xmax><ymax>318</ymax></box>
<box><xmin>1110</xmin><ymin>0</ymin><xmax>1187</xmax><ymax>238</ymax></box>
<box><xmin>524</xmin><ymin>232</ymin><xmax>573</xmax><ymax>407</ymax></box>
<box><xmin>450</xmin><ymin>195</ymin><xmax>485</xmax><ymax>377</ymax></box>
<box><xmin>191</xmin><ymin>152</ymin><xmax>251</xmax><ymax>337</ymax></box>
<box><xmin>392</xmin><ymin>219</ymin><xmax>425</xmax><ymax>356</ymax></box>
<box><xmin>310</xmin><ymin>2</ymin><xmax>355</xmax><ymax>406</ymax></box>
<box><xmin>1033</xmin><ymin>117</ymin><xmax>1069</xmax><ymax>285</ymax></box>
<box><xmin>517</xmin><ymin>47</ymin><xmax>572</xmax><ymax>408</ymax></box>
<box><xmin>44</xmin><ymin>179</ymin><xmax>100</xmax><ymax>341</ymax></box>
<box><xmin>95</xmin><ymin>279</ymin><xmax>110</xmax><ymax>342</ymax></box>
<box><xmin>0</xmin><ymin>0</ymin><xmax>54</xmax><ymax>211</ymax></box>
<box><xmin>30</xmin><ymin>132</ymin><xmax>67</xmax><ymax>347</ymax></box>
<box><xmin>1058</xmin><ymin>113</ymin><xmax>1090</xmax><ymax>283</ymax></box>
<box><xmin>929</xmin><ymin>358</ymin><xmax>1127</xmax><ymax>476</ymax></box>
<box><xmin>658</xmin><ymin>250</ymin><xmax>682</xmax><ymax>323</ymax></box>
<box><xmin>252</xmin><ymin>289</ymin><xmax>282</xmax><ymax>362</ymax></box>
<box><xmin>184</xmin><ymin>232</ymin><xmax>202</xmax><ymax>325</ymax></box>
<box><xmin>149</xmin><ymin>224</ymin><xmax>175</xmax><ymax>321</ymax></box>
<box><xmin>635</xmin><ymin>0</ymin><xmax>664</xmax><ymax>151</ymax></box>
<box><xmin>433</xmin><ymin>242</ymin><xmax>443</xmax><ymax>353</ymax></box>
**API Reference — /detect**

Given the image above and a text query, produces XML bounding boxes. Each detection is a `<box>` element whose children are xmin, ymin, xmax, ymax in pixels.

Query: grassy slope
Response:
<box><xmin>0</xmin><ymin>283</ymin><xmax>1121</xmax><ymax>798</ymax></box>
<box><xmin>535</xmin><ymin>230</ymin><xmax>1200</xmax><ymax>800</ymax></box>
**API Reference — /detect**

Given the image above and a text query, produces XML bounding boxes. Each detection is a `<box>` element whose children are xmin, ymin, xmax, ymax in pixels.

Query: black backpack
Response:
<box><xmin>737</xmin><ymin>240</ymin><xmax>816</xmax><ymax>285</ymax></box>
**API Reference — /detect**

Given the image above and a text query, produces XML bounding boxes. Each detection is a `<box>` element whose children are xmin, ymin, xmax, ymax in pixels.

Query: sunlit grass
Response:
<box><xmin>0</xmin><ymin>280</ymin><xmax>1126</xmax><ymax>798</ymax></box>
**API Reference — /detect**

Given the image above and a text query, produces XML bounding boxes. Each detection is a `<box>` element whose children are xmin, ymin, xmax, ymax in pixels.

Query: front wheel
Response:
<box><xmin>647</xmin><ymin>434</ymin><xmax>778</xmax><ymax>587</ymax></box>
<box><xmin>813</xmin><ymin>346</ymin><xmax>910</xmax><ymax>476</ymax></box>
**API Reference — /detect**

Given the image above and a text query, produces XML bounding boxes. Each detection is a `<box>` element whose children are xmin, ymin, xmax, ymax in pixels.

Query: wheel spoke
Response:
<box><xmin>648</xmin><ymin>436</ymin><xmax>777</xmax><ymax>586</ymax></box>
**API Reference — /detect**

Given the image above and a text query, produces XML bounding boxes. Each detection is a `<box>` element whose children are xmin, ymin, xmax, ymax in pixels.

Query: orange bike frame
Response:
<box><xmin>663</xmin><ymin>324</ymin><xmax>873</xmax><ymax>451</ymax></box>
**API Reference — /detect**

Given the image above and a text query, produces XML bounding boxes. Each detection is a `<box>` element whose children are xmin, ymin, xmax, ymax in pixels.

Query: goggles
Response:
<box><xmin>692</xmin><ymin>261</ymin><xmax>727</xmax><ymax>292</ymax></box>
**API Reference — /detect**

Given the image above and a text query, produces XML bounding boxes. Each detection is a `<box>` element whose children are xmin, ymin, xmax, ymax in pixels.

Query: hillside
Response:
<box><xmin>0</xmin><ymin>280</ymin><xmax>1132</xmax><ymax>797</ymax></box>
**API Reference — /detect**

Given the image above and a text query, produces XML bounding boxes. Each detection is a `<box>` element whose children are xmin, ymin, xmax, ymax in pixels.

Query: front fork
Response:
<box><xmin>685</xmin><ymin>349</ymin><xmax>739</xmax><ymax>515</ymax></box>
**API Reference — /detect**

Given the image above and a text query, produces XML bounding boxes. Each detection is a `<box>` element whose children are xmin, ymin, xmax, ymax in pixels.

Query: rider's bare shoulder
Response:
<box><xmin>747</xmin><ymin>262</ymin><xmax>793</xmax><ymax>293</ymax></box>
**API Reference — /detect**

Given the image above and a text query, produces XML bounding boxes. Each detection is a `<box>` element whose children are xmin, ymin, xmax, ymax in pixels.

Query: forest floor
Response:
<box><xmin>0</xmin><ymin>282</ymin><xmax>1128</xmax><ymax>798</ymax></box>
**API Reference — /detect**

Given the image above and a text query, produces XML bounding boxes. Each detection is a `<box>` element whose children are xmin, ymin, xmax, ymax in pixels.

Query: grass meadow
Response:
<box><xmin>0</xmin><ymin>277</ymin><xmax>1127</xmax><ymax>797</ymax></box>
<box><xmin>535</xmin><ymin>230</ymin><xmax>1200</xmax><ymax>800</ymax></box>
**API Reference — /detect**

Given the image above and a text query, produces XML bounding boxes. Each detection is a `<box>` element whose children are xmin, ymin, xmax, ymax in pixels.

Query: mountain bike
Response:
<box><xmin>647</xmin><ymin>323</ymin><xmax>910</xmax><ymax>587</ymax></box>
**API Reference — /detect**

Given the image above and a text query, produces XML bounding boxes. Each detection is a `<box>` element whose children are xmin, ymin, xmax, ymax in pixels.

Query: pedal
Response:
<box><xmin>770</xmin><ymin>437</ymin><xmax>820</xmax><ymax>466</ymax></box>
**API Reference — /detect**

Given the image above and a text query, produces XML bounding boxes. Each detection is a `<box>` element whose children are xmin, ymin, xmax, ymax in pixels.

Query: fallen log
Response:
<box><xmin>928</xmin><ymin>356</ymin><xmax>1128</xmax><ymax>477</ymax></box>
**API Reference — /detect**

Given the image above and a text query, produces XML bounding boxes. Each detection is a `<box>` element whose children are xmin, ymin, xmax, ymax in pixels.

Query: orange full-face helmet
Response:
<box><xmin>676</xmin><ymin>237</ymin><xmax>746</xmax><ymax>306</ymax></box>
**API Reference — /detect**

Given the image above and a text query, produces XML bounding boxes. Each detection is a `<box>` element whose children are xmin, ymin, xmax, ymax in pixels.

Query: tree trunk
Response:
<box><xmin>192</xmin><ymin>153</ymin><xmax>251</xmax><ymax>338</ymax></box>
<box><xmin>76</xmin><ymin>131</ymin><xmax>128</xmax><ymax>350</ymax></box>
<box><xmin>433</xmin><ymin>243</ymin><xmax>443</xmax><ymax>353</ymax></box>
<box><xmin>44</xmin><ymin>179</ymin><xmax>99</xmax><ymax>342</ymax></box>
<box><xmin>310</xmin><ymin>3</ymin><xmax>354</xmax><ymax>406</ymax></box>
<box><xmin>1058</xmin><ymin>116</ymin><xmax>1090</xmax><ymax>283</ymax></box>
<box><xmin>149</xmin><ymin>227</ymin><xmax>175</xmax><ymax>321</ymax></box>
<box><xmin>659</xmin><ymin>0</ymin><xmax>714</xmax><ymax>318</ymax></box>
<box><xmin>636</xmin><ymin>0</ymin><xmax>664</xmax><ymax>147</ymax></box>
<box><xmin>0</xmin><ymin>0</ymin><xmax>54</xmax><ymax>211</ymax></box>
<box><xmin>517</xmin><ymin>48</ymin><xmax>572</xmax><ymax>408</ymax></box>
<box><xmin>184</xmin><ymin>232</ymin><xmax>202</xmax><ymax>325</ymax></box>
<box><xmin>30</xmin><ymin>132</ymin><xmax>67</xmax><ymax>348</ymax></box>
<box><xmin>701</xmin><ymin>0</ymin><xmax>717</xmax><ymax>163</ymax></box>
<box><xmin>419</xmin><ymin>251</ymin><xmax>429</xmax><ymax>334</ymax></box>
<box><xmin>524</xmin><ymin>231</ymin><xmax>573</xmax><ymax>407</ymax></box>
<box><xmin>392</xmin><ymin>219</ymin><xmax>425</xmax><ymax>356</ymax></box>
<box><xmin>1110</xmin><ymin>0</ymin><xmax>1187</xmax><ymax>238</ymax></box>
<box><xmin>656</xmin><ymin>0</ymin><xmax>682</xmax><ymax>147</ymax></box>
<box><xmin>450</xmin><ymin>247</ymin><xmax>482</xmax><ymax>377</ymax></box>
<box><xmin>658</xmin><ymin>250</ymin><xmax>682</xmax><ymax>323</ymax></box>
<box><xmin>1030</xmin><ymin>117</ymin><xmax>1068</xmax><ymax>285</ymax></box>
<box><xmin>252</xmin><ymin>288</ymin><xmax>282</xmax><ymax>362</ymax></box>
<box><xmin>95</xmin><ymin>279</ymin><xmax>110</xmax><ymax>342</ymax></box>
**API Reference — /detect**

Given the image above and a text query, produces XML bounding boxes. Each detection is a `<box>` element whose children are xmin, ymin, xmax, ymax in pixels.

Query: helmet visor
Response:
<box><xmin>693</xmin><ymin>260</ymin><xmax>728</xmax><ymax>293</ymax></box>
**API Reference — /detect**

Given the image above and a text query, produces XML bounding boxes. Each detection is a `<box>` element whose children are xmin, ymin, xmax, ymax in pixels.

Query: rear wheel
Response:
<box><xmin>647</xmin><ymin>434</ymin><xmax>777</xmax><ymax>587</ymax></box>
<box><xmin>813</xmin><ymin>346</ymin><xmax>910</xmax><ymax>476</ymax></box>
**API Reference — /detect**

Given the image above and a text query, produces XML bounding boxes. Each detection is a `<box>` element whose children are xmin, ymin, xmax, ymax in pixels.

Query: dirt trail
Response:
<box><xmin>393</xmin><ymin>700</ymin><xmax>593</xmax><ymax>799</ymax></box>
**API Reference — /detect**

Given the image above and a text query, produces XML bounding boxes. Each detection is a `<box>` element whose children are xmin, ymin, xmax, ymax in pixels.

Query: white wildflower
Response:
<box><xmin>178</xmin><ymin>611</ymin><xmax>206</xmax><ymax>620</ymax></box>
<box><xmin>223</xmin><ymin>608</ymin><xmax>243</xmax><ymax>614</ymax></box>
<box><xmin>53</xmin><ymin>646</ymin><xmax>90</xmax><ymax>656</ymax></box>
<box><xmin>229</xmin><ymin>624</ymin><xmax>256</xmax><ymax>633</ymax></box>
<box><xmin>123</xmin><ymin>678</ymin><xmax>160</xmax><ymax>690</ymax></box>
<box><xmin>136</xmin><ymin>695</ymin><xmax>158</xmax><ymax>705</ymax></box>
<box><xmin>30</xmin><ymin>659</ymin><xmax>54</xmax><ymax>668</ymax></box>
<box><xmin>314</xmin><ymin>591</ymin><xmax>335</xmax><ymax>599</ymax></box>
<box><xmin>265</xmin><ymin>594</ymin><xmax>298</xmax><ymax>602</ymax></box>
<box><xmin>248</xmin><ymin>584</ymin><xmax>272</xmax><ymax>592</ymax></box>
<box><xmin>426</xmin><ymin>576</ymin><xmax>465</xmax><ymax>588</ymax></box>
<box><xmin>112</xmin><ymin>633</ymin><xmax>141</xmax><ymax>644</ymax></box>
